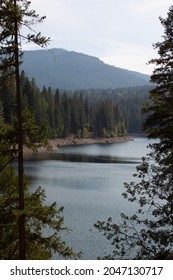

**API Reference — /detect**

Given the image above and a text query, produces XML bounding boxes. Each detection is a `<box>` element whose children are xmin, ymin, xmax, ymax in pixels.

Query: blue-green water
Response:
<box><xmin>24</xmin><ymin>137</ymin><xmax>150</xmax><ymax>259</ymax></box>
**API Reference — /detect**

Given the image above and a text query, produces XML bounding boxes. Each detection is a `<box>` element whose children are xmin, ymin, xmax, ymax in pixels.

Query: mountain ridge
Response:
<box><xmin>22</xmin><ymin>48</ymin><xmax>150</xmax><ymax>90</ymax></box>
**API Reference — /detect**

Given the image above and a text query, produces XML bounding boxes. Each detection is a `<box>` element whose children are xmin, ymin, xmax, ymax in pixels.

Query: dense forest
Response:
<box><xmin>1</xmin><ymin>0</ymin><xmax>173</xmax><ymax>261</ymax></box>
<box><xmin>0</xmin><ymin>71</ymin><xmax>151</xmax><ymax>140</ymax></box>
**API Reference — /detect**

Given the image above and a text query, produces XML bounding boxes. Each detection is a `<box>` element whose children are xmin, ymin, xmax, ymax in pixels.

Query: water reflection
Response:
<box><xmin>24</xmin><ymin>137</ymin><xmax>150</xmax><ymax>259</ymax></box>
<box><xmin>26</xmin><ymin>153</ymin><xmax>141</xmax><ymax>164</ymax></box>
<box><xmin>25</xmin><ymin>139</ymin><xmax>147</xmax><ymax>164</ymax></box>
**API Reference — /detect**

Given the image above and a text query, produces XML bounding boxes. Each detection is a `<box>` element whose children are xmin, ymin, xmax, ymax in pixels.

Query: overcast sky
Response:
<box><xmin>24</xmin><ymin>0</ymin><xmax>173</xmax><ymax>75</ymax></box>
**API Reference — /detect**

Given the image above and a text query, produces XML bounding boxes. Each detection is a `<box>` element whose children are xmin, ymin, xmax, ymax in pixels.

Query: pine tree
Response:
<box><xmin>0</xmin><ymin>0</ymin><xmax>77</xmax><ymax>260</ymax></box>
<box><xmin>0</xmin><ymin>0</ymin><xmax>49</xmax><ymax>259</ymax></box>
<box><xmin>0</xmin><ymin>105</ymin><xmax>77</xmax><ymax>260</ymax></box>
<box><xmin>94</xmin><ymin>5</ymin><xmax>173</xmax><ymax>260</ymax></box>
<box><xmin>0</xmin><ymin>158</ymin><xmax>75</xmax><ymax>259</ymax></box>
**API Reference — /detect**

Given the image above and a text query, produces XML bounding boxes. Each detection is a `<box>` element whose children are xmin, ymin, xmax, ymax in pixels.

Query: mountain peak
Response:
<box><xmin>22</xmin><ymin>48</ymin><xmax>149</xmax><ymax>90</ymax></box>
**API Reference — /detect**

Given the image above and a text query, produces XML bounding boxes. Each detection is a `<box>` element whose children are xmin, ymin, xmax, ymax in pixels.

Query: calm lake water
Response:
<box><xmin>24</xmin><ymin>137</ymin><xmax>150</xmax><ymax>259</ymax></box>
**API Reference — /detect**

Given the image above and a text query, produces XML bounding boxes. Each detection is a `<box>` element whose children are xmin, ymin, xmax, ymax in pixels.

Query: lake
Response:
<box><xmin>24</xmin><ymin>137</ymin><xmax>150</xmax><ymax>259</ymax></box>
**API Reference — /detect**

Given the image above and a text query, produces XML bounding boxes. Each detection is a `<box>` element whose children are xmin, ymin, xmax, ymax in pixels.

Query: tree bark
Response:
<box><xmin>14</xmin><ymin>0</ymin><xmax>26</xmax><ymax>260</ymax></box>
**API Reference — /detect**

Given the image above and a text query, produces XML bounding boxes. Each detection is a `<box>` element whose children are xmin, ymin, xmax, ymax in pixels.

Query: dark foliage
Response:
<box><xmin>0</xmin><ymin>72</ymin><xmax>150</xmax><ymax>139</ymax></box>
<box><xmin>94</xmin><ymin>5</ymin><xmax>173</xmax><ymax>260</ymax></box>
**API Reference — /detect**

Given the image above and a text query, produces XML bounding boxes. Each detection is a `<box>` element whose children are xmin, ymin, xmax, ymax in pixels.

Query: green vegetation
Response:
<box><xmin>0</xmin><ymin>0</ymin><xmax>76</xmax><ymax>260</ymax></box>
<box><xmin>1</xmin><ymin>0</ymin><xmax>171</xmax><ymax>262</ymax></box>
<box><xmin>94</xmin><ymin>5</ymin><xmax>173</xmax><ymax>260</ymax></box>
<box><xmin>0</xmin><ymin>73</ymin><xmax>151</xmax><ymax>139</ymax></box>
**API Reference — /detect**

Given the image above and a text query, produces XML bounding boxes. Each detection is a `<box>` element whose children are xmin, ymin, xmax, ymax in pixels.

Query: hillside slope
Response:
<box><xmin>22</xmin><ymin>48</ymin><xmax>149</xmax><ymax>90</ymax></box>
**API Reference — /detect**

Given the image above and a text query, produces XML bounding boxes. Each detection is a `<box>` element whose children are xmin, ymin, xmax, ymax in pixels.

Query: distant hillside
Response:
<box><xmin>22</xmin><ymin>48</ymin><xmax>150</xmax><ymax>90</ymax></box>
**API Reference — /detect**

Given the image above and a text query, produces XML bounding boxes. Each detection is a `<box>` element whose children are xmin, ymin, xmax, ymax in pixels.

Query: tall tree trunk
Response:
<box><xmin>14</xmin><ymin>0</ymin><xmax>26</xmax><ymax>260</ymax></box>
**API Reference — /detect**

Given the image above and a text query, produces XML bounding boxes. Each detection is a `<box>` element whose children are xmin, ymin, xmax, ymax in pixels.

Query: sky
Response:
<box><xmin>23</xmin><ymin>0</ymin><xmax>173</xmax><ymax>75</ymax></box>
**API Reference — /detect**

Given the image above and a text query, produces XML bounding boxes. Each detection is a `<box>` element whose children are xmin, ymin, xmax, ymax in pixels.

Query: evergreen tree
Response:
<box><xmin>0</xmin><ymin>171</ymin><xmax>74</xmax><ymax>259</ymax></box>
<box><xmin>0</xmin><ymin>160</ymin><xmax>75</xmax><ymax>259</ymax></box>
<box><xmin>54</xmin><ymin>89</ymin><xmax>64</xmax><ymax>137</ymax></box>
<box><xmin>94</xmin><ymin>6</ymin><xmax>173</xmax><ymax>260</ymax></box>
<box><xmin>0</xmin><ymin>0</ymin><xmax>49</xmax><ymax>259</ymax></box>
<box><xmin>61</xmin><ymin>92</ymin><xmax>71</xmax><ymax>137</ymax></box>
<box><xmin>0</xmin><ymin>112</ymin><xmax>77</xmax><ymax>259</ymax></box>
<box><xmin>0</xmin><ymin>78</ymin><xmax>16</xmax><ymax>123</ymax></box>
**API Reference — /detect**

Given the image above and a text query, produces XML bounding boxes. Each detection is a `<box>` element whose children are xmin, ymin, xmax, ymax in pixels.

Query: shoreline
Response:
<box><xmin>23</xmin><ymin>135</ymin><xmax>134</xmax><ymax>155</ymax></box>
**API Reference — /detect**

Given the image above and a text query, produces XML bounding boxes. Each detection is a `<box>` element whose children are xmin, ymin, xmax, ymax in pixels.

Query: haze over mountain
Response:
<box><xmin>22</xmin><ymin>48</ymin><xmax>150</xmax><ymax>90</ymax></box>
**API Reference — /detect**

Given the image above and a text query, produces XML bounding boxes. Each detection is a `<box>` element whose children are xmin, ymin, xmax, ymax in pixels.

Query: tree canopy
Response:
<box><xmin>0</xmin><ymin>0</ymin><xmax>76</xmax><ymax>260</ymax></box>
<box><xmin>94</xmin><ymin>5</ymin><xmax>173</xmax><ymax>260</ymax></box>
<box><xmin>0</xmin><ymin>75</ymin><xmax>150</xmax><ymax>139</ymax></box>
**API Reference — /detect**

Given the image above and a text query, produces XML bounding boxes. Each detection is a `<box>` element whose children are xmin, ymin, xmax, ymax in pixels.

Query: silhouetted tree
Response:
<box><xmin>94</xmin><ymin>5</ymin><xmax>173</xmax><ymax>260</ymax></box>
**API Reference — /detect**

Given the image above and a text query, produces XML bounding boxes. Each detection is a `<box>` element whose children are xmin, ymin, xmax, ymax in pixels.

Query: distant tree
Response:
<box><xmin>94</xmin><ymin>5</ymin><xmax>173</xmax><ymax>260</ymax></box>
<box><xmin>54</xmin><ymin>89</ymin><xmax>64</xmax><ymax>137</ymax></box>
<box><xmin>42</xmin><ymin>86</ymin><xmax>55</xmax><ymax>137</ymax></box>
<box><xmin>61</xmin><ymin>92</ymin><xmax>71</xmax><ymax>137</ymax></box>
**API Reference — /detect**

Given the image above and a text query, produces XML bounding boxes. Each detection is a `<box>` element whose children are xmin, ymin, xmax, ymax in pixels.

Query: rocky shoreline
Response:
<box><xmin>23</xmin><ymin>135</ymin><xmax>134</xmax><ymax>155</ymax></box>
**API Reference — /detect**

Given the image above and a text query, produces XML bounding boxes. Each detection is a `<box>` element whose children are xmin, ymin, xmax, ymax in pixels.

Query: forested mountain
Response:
<box><xmin>0</xmin><ymin>72</ymin><xmax>151</xmax><ymax>139</ymax></box>
<box><xmin>22</xmin><ymin>49</ymin><xmax>150</xmax><ymax>90</ymax></box>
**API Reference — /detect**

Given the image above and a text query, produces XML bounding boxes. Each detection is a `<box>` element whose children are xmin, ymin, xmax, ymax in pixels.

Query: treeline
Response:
<box><xmin>0</xmin><ymin>71</ymin><xmax>151</xmax><ymax>139</ymax></box>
